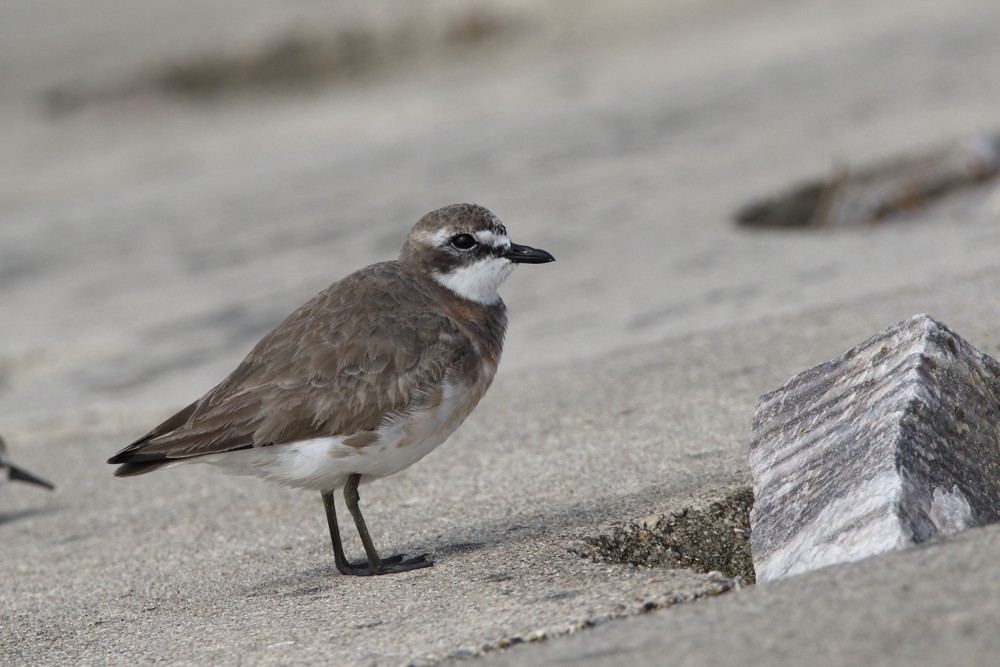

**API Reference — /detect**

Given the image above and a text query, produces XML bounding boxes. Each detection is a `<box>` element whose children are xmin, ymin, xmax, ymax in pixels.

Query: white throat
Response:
<box><xmin>433</xmin><ymin>257</ymin><xmax>515</xmax><ymax>305</ymax></box>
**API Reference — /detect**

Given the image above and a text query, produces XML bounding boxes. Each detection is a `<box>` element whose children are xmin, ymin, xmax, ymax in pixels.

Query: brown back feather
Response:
<box><xmin>109</xmin><ymin>261</ymin><xmax>504</xmax><ymax>472</ymax></box>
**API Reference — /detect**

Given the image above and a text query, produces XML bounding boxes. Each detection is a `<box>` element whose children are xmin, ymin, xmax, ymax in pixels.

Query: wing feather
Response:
<box><xmin>108</xmin><ymin>262</ymin><xmax>470</xmax><ymax>470</ymax></box>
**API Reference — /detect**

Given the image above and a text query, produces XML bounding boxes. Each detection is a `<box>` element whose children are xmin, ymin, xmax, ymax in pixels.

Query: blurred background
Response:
<box><xmin>4</xmin><ymin>2</ymin><xmax>1000</xmax><ymax>662</ymax></box>
<box><xmin>2</xmin><ymin>0</ymin><xmax>1000</xmax><ymax>440</ymax></box>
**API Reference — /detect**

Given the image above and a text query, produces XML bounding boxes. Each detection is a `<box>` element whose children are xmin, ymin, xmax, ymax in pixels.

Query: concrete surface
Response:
<box><xmin>477</xmin><ymin>520</ymin><xmax>1000</xmax><ymax>667</ymax></box>
<box><xmin>2</xmin><ymin>0</ymin><xmax>1000</xmax><ymax>664</ymax></box>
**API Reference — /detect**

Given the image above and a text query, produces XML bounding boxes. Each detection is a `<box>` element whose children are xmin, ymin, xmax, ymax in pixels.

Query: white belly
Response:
<box><xmin>197</xmin><ymin>369</ymin><xmax>493</xmax><ymax>492</ymax></box>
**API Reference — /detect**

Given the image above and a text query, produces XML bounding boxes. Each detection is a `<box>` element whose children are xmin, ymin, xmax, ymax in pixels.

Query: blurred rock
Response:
<box><xmin>749</xmin><ymin>314</ymin><xmax>1000</xmax><ymax>582</ymax></box>
<box><xmin>736</xmin><ymin>132</ymin><xmax>1000</xmax><ymax>228</ymax></box>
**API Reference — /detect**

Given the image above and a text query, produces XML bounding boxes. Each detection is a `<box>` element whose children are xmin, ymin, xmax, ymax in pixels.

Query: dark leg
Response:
<box><xmin>321</xmin><ymin>490</ymin><xmax>356</xmax><ymax>576</ymax></box>
<box><xmin>337</xmin><ymin>473</ymin><xmax>432</xmax><ymax>576</ymax></box>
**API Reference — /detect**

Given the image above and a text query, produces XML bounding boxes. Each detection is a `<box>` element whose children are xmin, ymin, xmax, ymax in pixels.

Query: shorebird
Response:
<box><xmin>108</xmin><ymin>204</ymin><xmax>553</xmax><ymax>575</ymax></box>
<box><xmin>0</xmin><ymin>435</ymin><xmax>55</xmax><ymax>491</ymax></box>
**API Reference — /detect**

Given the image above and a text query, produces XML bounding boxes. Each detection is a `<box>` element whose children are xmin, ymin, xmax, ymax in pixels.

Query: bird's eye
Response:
<box><xmin>450</xmin><ymin>234</ymin><xmax>477</xmax><ymax>250</ymax></box>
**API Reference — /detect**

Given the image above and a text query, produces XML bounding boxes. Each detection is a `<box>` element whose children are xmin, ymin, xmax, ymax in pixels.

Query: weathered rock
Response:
<box><xmin>749</xmin><ymin>314</ymin><xmax>1000</xmax><ymax>582</ymax></box>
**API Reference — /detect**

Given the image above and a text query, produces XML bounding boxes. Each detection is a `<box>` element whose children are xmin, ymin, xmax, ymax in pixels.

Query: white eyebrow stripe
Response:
<box><xmin>474</xmin><ymin>229</ymin><xmax>511</xmax><ymax>249</ymax></box>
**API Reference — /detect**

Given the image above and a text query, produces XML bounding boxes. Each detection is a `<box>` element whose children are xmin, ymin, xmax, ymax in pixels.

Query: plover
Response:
<box><xmin>0</xmin><ymin>435</ymin><xmax>55</xmax><ymax>490</ymax></box>
<box><xmin>108</xmin><ymin>204</ymin><xmax>553</xmax><ymax>576</ymax></box>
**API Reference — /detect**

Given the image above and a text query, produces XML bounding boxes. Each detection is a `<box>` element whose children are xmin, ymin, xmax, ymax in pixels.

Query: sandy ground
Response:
<box><xmin>2</xmin><ymin>0</ymin><xmax>1000</xmax><ymax>664</ymax></box>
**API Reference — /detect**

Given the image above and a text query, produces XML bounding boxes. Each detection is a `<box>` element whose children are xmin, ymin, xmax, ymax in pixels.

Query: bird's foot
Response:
<box><xmin>337</xmin><ymin>553</ymin><xmax>433</xmax><ymax>576</ymax></box>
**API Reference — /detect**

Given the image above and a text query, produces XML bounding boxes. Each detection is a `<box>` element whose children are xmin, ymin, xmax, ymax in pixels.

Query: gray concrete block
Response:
<box><xmin>749</xmin><ymin>314</ymin><xmax>1000</xmax><ymax>582</ymax></box>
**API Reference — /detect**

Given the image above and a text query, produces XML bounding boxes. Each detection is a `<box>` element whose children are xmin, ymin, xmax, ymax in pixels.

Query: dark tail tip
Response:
<box><xmin>112</xmin><ymin>460</ymin><xmax>171</xmax><ymax>477</ymax></box>
<box><xmin>8</xmin><ymin>464</ymin><xmax>55</xmax><ymax>490</ymax></box>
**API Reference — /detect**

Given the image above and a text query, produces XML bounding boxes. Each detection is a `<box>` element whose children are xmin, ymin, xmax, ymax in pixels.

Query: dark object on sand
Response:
<box><xmin>0</xmin><ymin>435</ymin><xmax>55</xmax><ymax>490</ymax></box>
<box><xmin>737</xmin><ymin>132</ymin><xmax>1000</xmax><ymax>228</ymax></box>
